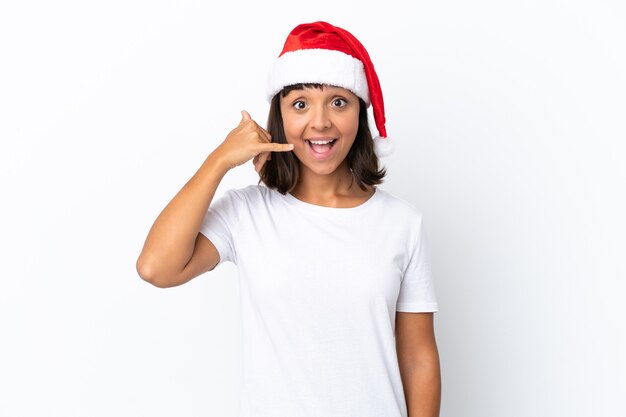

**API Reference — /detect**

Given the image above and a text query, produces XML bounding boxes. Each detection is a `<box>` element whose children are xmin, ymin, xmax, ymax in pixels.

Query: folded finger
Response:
<box><xmin>257</xmin><ymin>126</ymin><xmax>272</xmax><ymax>142</ymax></box>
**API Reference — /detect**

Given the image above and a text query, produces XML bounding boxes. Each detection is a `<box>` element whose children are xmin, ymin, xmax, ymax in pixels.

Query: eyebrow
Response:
<box><xmin>287</xmin><ymin>88</ymin><xmax>350</xmax><ymax>97</ymax></box>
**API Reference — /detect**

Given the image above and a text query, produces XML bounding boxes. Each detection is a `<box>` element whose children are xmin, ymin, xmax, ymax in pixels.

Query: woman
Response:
<box><xmin>137</xmin><ymin>21</ymin><xmax>441</xmax><ymax>417</ymax></box>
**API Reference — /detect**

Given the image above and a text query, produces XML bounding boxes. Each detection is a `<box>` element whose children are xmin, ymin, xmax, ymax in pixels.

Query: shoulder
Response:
<box><xmin>225</xmin><ymin>184</ymin><xmax>277</xmax><ymax>206</ymax></box>
<box><xmin>376</xmin><ymin>187</ymin><xmax>425</xmax><ymax>222</ymax></box>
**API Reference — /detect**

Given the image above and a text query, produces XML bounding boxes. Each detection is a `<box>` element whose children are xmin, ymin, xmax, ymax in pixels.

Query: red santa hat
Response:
<box><xmin>266</xmin><ymin>21</ymin><xmax>394</xmax><ymax>158</ymax></box>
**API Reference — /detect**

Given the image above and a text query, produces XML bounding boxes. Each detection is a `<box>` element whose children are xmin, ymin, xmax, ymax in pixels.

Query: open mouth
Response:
<box><xmin>305</xmin><ymin>139</ymin><xmax>337</xmax><ymax>158</ymax></box>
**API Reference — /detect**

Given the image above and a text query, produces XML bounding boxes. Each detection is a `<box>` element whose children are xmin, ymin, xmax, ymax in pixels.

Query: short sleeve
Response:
<box><xmin>198</xmin><ymin>189</ymin><xmax>239</xmax><ymax>267</ymax></box>
<box><xmin>396</xmin><ymin>215</ymin><xmax>439</xmax><ymax>312</ymax></box>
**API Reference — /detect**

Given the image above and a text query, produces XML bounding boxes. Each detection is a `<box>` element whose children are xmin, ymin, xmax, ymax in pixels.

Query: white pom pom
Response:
<box><xmin>373</xmin><ymin>135</ymin><xmax>394</xmax><ymax>158</ymax></box>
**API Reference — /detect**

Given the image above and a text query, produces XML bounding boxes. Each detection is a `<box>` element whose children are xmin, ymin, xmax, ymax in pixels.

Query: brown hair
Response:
<box><xmin>257</xmin><ymin>83</ymin><xmax>387</xmax><ymax>194</ymax></box>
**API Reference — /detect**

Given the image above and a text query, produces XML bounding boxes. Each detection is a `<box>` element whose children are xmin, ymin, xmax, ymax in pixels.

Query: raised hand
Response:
<box><xmin>215</xmin><ymin>110</ymin><xmax>293</xmax><ymax>172</ymax></box>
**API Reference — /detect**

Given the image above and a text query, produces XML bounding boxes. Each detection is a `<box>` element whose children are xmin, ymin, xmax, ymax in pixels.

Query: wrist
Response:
<box><xmin>206</xmin><ymin>149</ymin><xmax>233</xmax><ymax>174</ymax></box>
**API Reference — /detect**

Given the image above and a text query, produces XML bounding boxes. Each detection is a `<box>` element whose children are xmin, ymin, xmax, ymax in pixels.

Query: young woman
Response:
<box><xmin>137</xmin><ymin>21</ymin><xmax>441</xmax><ymax>417</ymax></box>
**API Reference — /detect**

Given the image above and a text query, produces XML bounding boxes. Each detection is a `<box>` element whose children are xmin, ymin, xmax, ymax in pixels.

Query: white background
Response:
<box><xmin>1</xmin><ymin>1</ymin><xmax>625</xmax><ymax>416</ymax></box>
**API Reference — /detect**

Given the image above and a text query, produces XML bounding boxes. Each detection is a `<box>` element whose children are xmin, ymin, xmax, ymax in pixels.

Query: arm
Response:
<box><xmin>395</xmin><ymin>312</ymin><xmax>441</xmax><ymax>417</ymax></box>
<box><xmin>135</xmin><ymin>150</ymin><xmax>231</xmax><ymax>288</ymax></box>
<box><xmin>135</xmin><ymin>111</ymin><xmax>294</xmax><ymax>288</ymax></box>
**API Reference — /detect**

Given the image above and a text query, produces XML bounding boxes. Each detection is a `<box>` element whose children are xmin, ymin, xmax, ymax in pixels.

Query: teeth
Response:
<box><xmin>308</xmin><ymin>139</ymin><xmax>335</xmax><ymax>145</ymax></box>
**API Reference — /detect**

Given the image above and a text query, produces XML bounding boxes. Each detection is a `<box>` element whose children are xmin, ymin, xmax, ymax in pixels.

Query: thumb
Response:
<box><xmin>240</xmin><ymin>110</ymin><xmax>252</xmax><ymax>123</ymax></box>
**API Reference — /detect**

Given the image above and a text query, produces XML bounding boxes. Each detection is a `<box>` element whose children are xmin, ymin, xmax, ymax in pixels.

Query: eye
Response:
<box><xmin>332</xmin><ymin>98</ymin><xmax>348</xmax><ymax>108</ymax></box>
<box><xmin>292</xmin><ymin>100</ymin><xmax>306</xmax><ymax>110</ymax></box>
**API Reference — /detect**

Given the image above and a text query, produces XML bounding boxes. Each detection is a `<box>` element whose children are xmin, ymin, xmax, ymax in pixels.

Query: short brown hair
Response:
<box><xmin>257</xmin><ymin>83</ymin><xmax>387</xmax><ymax>194</ymax></box>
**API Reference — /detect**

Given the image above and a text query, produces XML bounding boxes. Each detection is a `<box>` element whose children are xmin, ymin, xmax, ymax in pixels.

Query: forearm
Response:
<box><xmin>400</xmin><ymin>354</ymin><xmax>441</xmax><ymax>417</ymax></box>
<box><xmin>136</xmin><ymin>150</ymin><xmax>230</xmax><ymax>282</ymax></box>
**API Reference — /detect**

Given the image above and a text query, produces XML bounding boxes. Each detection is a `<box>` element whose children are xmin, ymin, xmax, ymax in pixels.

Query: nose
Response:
<box><xmin>309</xmin><ymin>104</ymin><xmax>332</xmax><ymax>130</ymax></box>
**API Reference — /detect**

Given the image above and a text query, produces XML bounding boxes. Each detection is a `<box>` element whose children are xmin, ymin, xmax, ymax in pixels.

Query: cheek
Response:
<box><xmin>337</xmin><ymin>113</ymin><xmax>359</xmax><ymax>140</ymax></box>
<box><xmin>282</xmin><ymin>116</ymin><xmax>306</xmax><ymax>141</ymax></box>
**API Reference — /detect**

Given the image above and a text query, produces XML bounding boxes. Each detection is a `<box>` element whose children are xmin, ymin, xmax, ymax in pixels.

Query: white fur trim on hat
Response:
<box><xmin>267</xmin><ymin>49</ymin><xmax>370</xmax><ymax>105</ymax></box>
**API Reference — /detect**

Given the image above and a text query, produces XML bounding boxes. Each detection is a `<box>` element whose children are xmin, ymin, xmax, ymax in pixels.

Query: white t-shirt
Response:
<box><xmin>199</xmin><ymin>184</ymin><xmax>439</xmax><ymax>417</ymax></box>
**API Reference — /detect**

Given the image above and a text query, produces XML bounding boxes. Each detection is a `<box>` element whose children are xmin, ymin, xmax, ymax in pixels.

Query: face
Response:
<box><xmin>280</xmin><ymin>85</ymin><xmax>360</xmax><ymax>176</ymax></box>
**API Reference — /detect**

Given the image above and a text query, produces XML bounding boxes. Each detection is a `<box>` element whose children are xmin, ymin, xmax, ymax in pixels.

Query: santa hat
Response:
<box><xmin>266</xmin><ymin>21</ymin><xmax>394</xmax><ymax>158</ymax></box>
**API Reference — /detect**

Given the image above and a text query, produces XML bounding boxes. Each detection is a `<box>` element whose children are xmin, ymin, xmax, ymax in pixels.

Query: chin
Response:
<box><xmin>296</xmin><ymin>158</ymin><xmax>339</xmax><ymax>176</ymax></box>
